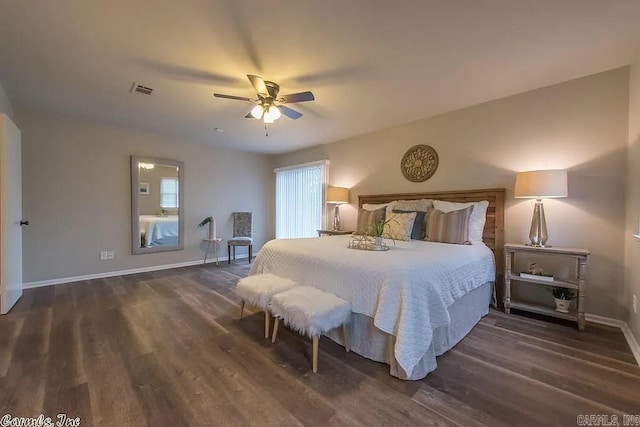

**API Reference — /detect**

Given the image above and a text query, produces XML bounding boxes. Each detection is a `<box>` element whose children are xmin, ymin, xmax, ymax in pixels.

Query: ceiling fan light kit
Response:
<box><xmin>250</xmin><ymin>104</ymin><xmax>264</xmax><ymax>119</ymax></box>
<box><xmin>214</xmin><ymin>74</ymin><xmax>315</xmax><ymax>129</ymax></box>
<box><xmin>265</xmin><ymin>105</ymin><xmax>281</xmax><ymax>121</ymax></box>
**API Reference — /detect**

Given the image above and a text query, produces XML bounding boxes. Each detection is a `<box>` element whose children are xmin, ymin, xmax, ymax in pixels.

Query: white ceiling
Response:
<box><xmin>1</xmin><ymin>0</ymin><xmax>640</xmax><ymax>154</ymax></box>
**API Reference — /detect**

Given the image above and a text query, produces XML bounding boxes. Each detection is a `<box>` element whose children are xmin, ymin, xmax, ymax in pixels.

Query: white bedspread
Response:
<box><xmin>250</xmin><ymin>235</ymin><xmax>495</xmax><ymax>378</ymax></box>
<box><xmin>139</xmin><ymin>215</ymin><xmax>179</xmax><ymax>247</ymax></box>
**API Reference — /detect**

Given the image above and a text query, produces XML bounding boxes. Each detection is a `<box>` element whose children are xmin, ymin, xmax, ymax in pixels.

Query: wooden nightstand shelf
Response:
<box><xmin>504</xmin><ymin>243</ymin><xmax>589</xmax><ymax>330</ymax></box>
<box><xmin>317</xmin><ymin>229</ymin><xmax>354</xmax><ymax>237</ymax></box>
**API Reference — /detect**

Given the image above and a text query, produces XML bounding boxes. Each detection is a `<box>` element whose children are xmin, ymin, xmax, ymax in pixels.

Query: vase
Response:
<box><xmin>374</xmin><ymin>236</ymin><xmax>383</xmax><ymax>248</ymax></box>
<box><xmin>208</xmin><ymin>221</ymin><xmax>215</xmax><ymax>239</ymax></box>
<box><xmin>554</xmin><ymin>297</ymin><xmax>572</xmax><ymax>314</ymax></box>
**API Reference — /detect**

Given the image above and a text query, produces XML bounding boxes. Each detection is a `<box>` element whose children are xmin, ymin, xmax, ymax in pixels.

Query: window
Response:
<box><xmin>160</xmin><ymin>177</ymin><xmax>179</xmax><ymax>209</ymax></box>
<box><xmin>275</xmin><ymin>161</ymin><xmax>328</xmax><ymax>239</ymax></box>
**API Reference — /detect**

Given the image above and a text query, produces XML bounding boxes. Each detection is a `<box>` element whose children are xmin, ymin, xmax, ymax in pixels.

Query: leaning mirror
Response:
<box><xmin>131</xmin><ymin>156</ymin><xmax>184</xmax><ymax>254</ymax></box>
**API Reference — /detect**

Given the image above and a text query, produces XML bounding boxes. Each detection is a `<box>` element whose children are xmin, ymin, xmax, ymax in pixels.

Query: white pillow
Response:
<box><xmin>362</xmin><ymin>202</ymin><xmax>390</xmax><ymax>211</ymax></box>
<box><xmin>384</xmin><ymin>211</ymin><xmax>417</xmax><ymax>241</ymax></box>
<box><xmin>432</xmin><ymin>200</ymin><xmax>489</xmax><ymax>244</ymax></box>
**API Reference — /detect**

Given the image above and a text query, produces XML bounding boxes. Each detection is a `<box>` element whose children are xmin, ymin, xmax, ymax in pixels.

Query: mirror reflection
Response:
<box><xmin>131</xmin><ymin>156</ymin><xmax>184</xmax><ymax>254</ymax></box>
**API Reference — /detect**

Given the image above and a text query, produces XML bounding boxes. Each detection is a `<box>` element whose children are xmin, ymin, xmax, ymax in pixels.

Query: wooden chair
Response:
<box><xmin>228</xmin><ymin>212</ymin><xmax>252</xmax><ymax>264</ymax></box>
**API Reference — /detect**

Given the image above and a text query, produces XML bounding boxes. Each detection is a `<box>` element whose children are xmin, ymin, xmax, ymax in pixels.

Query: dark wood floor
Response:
<box><xmin>1</xmin><ymin>263</ymin><xmax>639</xmax><ymax>426</ymax></box>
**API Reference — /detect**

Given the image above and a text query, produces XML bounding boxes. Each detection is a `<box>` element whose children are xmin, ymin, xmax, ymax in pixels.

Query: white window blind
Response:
<box><xmin>160</xmin><ymin>178</ymin><xmax>179</xmax><ymax>209</ymax></box>
<box><xmin>275</xmin><ymin>161</ymin><xmax>327</xmax><ymax>239</ymax></box>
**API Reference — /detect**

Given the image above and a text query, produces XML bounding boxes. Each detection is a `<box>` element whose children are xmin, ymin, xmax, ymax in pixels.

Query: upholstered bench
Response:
<box><xmin>236</xmin><ymin>273</ymin><xmax>298</xmax><ymax>338</ymax></box>
<box><xmin>270</xmin><ymin>286</ymin><xmax>351</xmax><ymax>373</ymax></box>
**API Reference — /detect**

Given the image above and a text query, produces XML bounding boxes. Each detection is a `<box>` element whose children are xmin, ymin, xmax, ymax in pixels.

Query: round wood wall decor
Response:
<box><xmin>400</xmin><ymin>144</ymin><xmax>439</xmax><ymax>182</ymax></box>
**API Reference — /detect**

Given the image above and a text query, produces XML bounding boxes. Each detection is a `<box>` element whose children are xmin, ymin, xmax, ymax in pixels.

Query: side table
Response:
<box><xmin>504</xmin><ymin>243</ymin><xmax>589</xmax><ymax>330</ymax></box>
<box><xmin>203</xmin><ymin>238</ymin><xmax>224</xmax><ymax>266</ymax></box>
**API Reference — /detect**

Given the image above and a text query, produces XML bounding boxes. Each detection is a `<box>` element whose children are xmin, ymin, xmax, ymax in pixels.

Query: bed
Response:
<box><xmin>251</xmin><ymin>188</ymin><xmax>505</xmax><ymax>380</ymax></box>
<box><xmin>139</xmin><ymin>215</ymin><xmax>179</xmax><ymax>247</ymax></box>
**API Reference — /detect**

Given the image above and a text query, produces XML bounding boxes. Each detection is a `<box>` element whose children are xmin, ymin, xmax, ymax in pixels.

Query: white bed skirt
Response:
<box><xmin>325</xmin><ymin>282</ymin><xmax>493</xmax><ymax>380</ymax></box>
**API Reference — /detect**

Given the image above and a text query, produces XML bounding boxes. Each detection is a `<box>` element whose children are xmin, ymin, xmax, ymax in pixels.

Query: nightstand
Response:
<box><xmin>504</xmin><ymin>243</ymin><xmax>589</xmax><ymax>330</ymax></box>
<box><xmin>317</xmin><ymin>229</ymin><xmax>354</xmax><ymax>237</ymax></box>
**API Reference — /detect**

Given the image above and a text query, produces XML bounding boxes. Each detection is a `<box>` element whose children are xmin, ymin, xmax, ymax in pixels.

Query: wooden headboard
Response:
<box><xmin>358</xmin><ymin>188</ymin><xmax>506</xmax><ymax>281</ymax></box>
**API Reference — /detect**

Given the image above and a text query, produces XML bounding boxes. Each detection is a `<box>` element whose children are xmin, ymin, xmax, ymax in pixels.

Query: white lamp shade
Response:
<box><xmin>326</xmin><ymin>187</ymin><xmax>349</xmax><ymax>204</ymax></box>
<box><xmin>264</xmin><ymin>105</ymin><xmax>281</xmax><ymax>121</ymax></box>
<box><xmin>250</xmin><ymin>104</ymin><xmax>264</xmax><ymax>119</ymax></box>
<box><xmin>514</xmin><ymin>169</ymin><xmax>568</xmax><ymax>199</ymax></box>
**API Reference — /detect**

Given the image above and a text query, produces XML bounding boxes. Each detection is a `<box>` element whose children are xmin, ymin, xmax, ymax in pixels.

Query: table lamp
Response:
<box><xmin>326</xmin><ymin>187</ymin><xmax>350</xmax><ymax>231</ymax></box>
<box><xmin>514</xmin><ymin>169</ymin><xmax>567</xmax><ymax>247</ymax></box>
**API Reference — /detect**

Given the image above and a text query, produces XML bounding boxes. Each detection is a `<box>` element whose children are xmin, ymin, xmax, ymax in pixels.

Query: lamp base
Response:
<box><xmin>332</xmin><ymin>205</ymin><xmax>341</xmax><ymax>231</ymax></box>
<box><xmin>528</xmin><ymin>199</ymin><xmax>549</xmax><ymax>247</ymax></box>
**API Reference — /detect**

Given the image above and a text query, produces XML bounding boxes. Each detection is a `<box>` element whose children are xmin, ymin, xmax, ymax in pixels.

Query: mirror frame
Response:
<box><xmin>131</xmin><ymin>155</ymin><xmax>185</xmax><ymax>254</ymax></box>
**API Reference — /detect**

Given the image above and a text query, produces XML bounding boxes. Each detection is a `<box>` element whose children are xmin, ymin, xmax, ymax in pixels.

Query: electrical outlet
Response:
<box><xmin>106</xmin><ymin>251</ymin><xmax>115</xmax><ymax>260</ymax></box>
<box><xmin>633</xmin><ymin>295</ymin><xmax>637</xmax><ymax>315</ymax></box>
<box><xmin>100</xmin><ymin>251</ymin><xmax>108</xmax><ymax>260</ymax></box>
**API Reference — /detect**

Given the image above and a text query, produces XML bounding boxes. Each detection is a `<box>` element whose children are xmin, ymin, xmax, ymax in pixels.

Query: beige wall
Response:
<box><xmin>626</xmin><ymin>60</ymin><xmax>640</xmax><ymax>341</ymax></box>
<box><xmin>138</xmin><ymin>165</ymin><xmax>179</xmax><ymax>215</ymax></box>
<box><xmin>17</xmin><ymin>108</ymin><xmax>275</xmax><ymax>283</ymax></box>
<box><xmin>0</xmin><ymin>83</ymin><xmax>13</xmax><ymax>119</ymax></box>
<box><xmin>274</xmin><ymin>68</ymin><xmax>630</xmax><ymax>320</ymax></box>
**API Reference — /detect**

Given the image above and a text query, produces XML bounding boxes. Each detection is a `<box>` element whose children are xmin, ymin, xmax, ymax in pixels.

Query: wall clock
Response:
<box><xmin>400</xmin><ymin>144</ymin><xmax>439</xmax><ymax>182</ymax></box>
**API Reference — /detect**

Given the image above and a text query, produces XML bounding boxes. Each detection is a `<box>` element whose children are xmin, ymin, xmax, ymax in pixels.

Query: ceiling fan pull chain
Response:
<box><xmin>265</xmin><ymin>123</ymin><xmax>269</xmax><ymax>137</ymax></box>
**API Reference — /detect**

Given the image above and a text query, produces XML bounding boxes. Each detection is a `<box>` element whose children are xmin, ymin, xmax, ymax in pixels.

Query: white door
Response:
<box><xmin>0</xmin><ymin>113</ymin><xmax>23</xmax><ymax>314</ymax></box>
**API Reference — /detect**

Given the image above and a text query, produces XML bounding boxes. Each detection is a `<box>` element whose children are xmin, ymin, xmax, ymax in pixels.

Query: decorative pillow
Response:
<box><xmin>425</xmin><ymin>206</ymin><xmax>474</xmax><ymax>245</ymax></box>
<box><xmin>393</xmin><ymin>209</ymin><xmax>427</xmax><ymax>240</ymax></box>
<box><xmin>356</xmin><ymin>207</ymin><xmax>385</xmax><ymax>235</ymax></box>
<box><xmin>433</xmin><ymin>200</ymin><xmax>489</xmax><ymax>244</ymax></box>
<box><xmin>385</xmin><ymin>199</ymin><xmax>433</xmax><ymax>219</ymax></box>
<box><xmin>385</xmin><ymin>211</ymin><xmax>417</xmax><ymax>241</ymax></box>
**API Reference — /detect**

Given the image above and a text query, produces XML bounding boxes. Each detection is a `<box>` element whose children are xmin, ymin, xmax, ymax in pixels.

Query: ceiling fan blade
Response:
<box><xmin>280</xmin><ymin>91</ymin><xmax>315</xmax><ymax>103</ymax></box>
<box><xmin>247</xmin><ymin>75</ymin><xmax>268</xmax><ymax>96</ymax></box>
<box><xmin>214</xmin><ymin>93</ymin><xmax>252</xmax><ymax>101</ymax></box>
<box><xmin>278</xmin><ymin>105</ymin><xmax>303</xmax><ymax>120</ymax></box>
<box><xmin>245</xmin><ymin>110</ymin><xmax>254</xmax><ymax>118</ymax></box>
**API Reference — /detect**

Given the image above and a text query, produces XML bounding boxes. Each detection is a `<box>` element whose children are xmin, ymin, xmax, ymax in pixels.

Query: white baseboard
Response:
<box><xmin>621</xmin><ymin>323</ymin><xmax>640</xmax><ymax>367</ymax></box>
<box><xmin>585</xmin><ymin>313</ymin><xmax>625</xmax><ymax>328</ymax></box>
<box><xmin>22</xmin><ymin>254</ymin><xmax>250</xmax><ymax>289</ymax></box>
<box><xmin>586</xmin><ymin>313</ymin><xmax>640</xmax><ymax>366</ymax></box>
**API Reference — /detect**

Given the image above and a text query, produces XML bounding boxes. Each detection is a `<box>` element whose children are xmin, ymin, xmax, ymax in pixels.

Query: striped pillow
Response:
<box><xmin>355</xmin><ymin>207</ymin><xmax>385</xmax><ymax>235</ymax></box>
<box><xmin>425</xmin><ymin>206</ymin><xmax>474</xmax><ymax>244</ymax></box>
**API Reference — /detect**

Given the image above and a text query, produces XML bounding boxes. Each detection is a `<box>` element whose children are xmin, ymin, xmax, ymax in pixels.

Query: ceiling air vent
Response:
<box><xmin>130</xmin><ymin>82</ymin><xmax>153</xmax><ymax>96</ymax></box>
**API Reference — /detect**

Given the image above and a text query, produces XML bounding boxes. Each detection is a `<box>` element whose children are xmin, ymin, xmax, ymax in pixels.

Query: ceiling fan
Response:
<box><xmin>214</xmin><ymin>74</ymin><xmax>315</xmax><ymax>124</ymax></box>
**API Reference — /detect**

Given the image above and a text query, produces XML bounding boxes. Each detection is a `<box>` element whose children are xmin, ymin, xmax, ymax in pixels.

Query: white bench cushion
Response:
<box><xmin>270</xmin><ymin>286</ymin><xmax>351</xmax><ymax>337</ymax></box>
<box><xmin>236</xmin><ymin>273</ymin><xmax>297</xmax><ymax>309</ymax></box>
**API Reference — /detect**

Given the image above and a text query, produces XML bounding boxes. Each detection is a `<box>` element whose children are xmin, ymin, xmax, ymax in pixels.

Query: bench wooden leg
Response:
<box><xmin>271</xmin><ymin>317</ymin><xmax>280</xmax><ymax>343</ymax></box>
<box><xmin>312</xmin><ymin>336</ymin><xmax>319</xmax><ymax>373</ymax></box>
<box><xmin>239</xmin><ymin>300</ymin><xmax>245</xmax><ymax>320</ymax></box>
<box><xmin>342</xmin><ymin>324</ymin><xmax>349</xmax><ymax>352</ymax></box>
<box><xmin>264</xmin><ymin>311</ymin><xmax>270</xmax><ymax>339</ymax></box>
